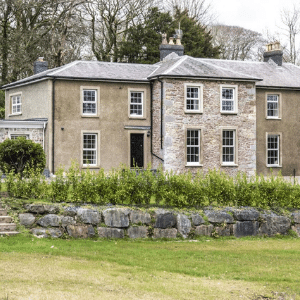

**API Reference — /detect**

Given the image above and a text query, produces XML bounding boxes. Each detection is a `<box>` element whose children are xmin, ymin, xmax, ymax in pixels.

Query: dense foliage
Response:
<box><xmin>4</xmin><ymin>162</ymin><xmax>300</xmax><ymax>209</ymax></box>
<box><xmin>0</xmin><ymin>137</ymin><xmax>45</xmax><ymax>177</ymax></box>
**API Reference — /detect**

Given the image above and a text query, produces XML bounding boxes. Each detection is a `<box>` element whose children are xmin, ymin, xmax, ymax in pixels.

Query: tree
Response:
<box><xmin>119</xmin><ymin>7</ymin><xmax>219</xmax><ymax>63</ymax></box>
<box><xmin>211</xmin><ymin>25</ymin><xmax>265</xmax><ymax>61</ymax></box>
<box><xmin>0</xmin><ymin>137</ymin><xmax>46</xmax><ymax>177</ymax></box>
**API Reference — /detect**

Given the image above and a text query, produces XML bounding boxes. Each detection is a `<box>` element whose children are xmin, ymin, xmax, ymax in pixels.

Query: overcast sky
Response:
<box><xmin>211</xmin><ymin>0</ymin><xmax>298</xmax><ymax>35</ymax></box>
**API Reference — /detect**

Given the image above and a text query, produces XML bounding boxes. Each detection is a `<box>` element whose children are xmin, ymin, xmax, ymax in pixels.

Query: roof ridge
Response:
<box><xmin>163</xmin><ymin>56</ymin><xmax>189</xmax><ymax>75</ymax></box>
<box><xmin>49</xmin><ymin>61</ymin><xmax>80</xmax><ymax>76</ymax></box>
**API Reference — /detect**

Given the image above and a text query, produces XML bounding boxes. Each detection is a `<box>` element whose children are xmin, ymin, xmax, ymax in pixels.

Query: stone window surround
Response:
<box><xmin>127</xmin><ymin>129</ymin><xmax>148</xmax><ymax>168</ymax></box>
<box><xmin>220</xmin><ymin>84</ymin><xmax>238</xmax><ymax>114</ymax></box>
<box><xmin>80</xmin><ymin>86</ymin><xmax>100</xmax><ymax>118</ymax></box>
<box><xmin>9</xmin><ymin>92</ymin><xmax>22</xmax><ymax>116</ymax></box>
<box><xmin>184</xmin><ymin>83</ymin><xmax>203</xmax><ymax>114</ymax></box>
<box><xmin>81</xmin><ymin>130</ymin><xmax>101</xmax><ymax>168</ymax></box>
<box><xmin>266</xmin><ymin>132</ymin><xmax>282</xmax><ymax>168</ymax></box>
<box><xmin>220</xmin><ymin>127</ymin><xmax>238</xmax><ymax>167</ymax></box>
<box><xmin>265</xmin><ymin>92</ymin><xmax>282</xmax><ymax>120</ymax></box>
<box><xmin>128</xmin><ymin>88</ymin><xmax>147</xmax><ymax>119</ymax></box>
<box><xmin>8</xmin><ymin>131</ymin><xmax>32</xmax><ymax>140</ymax></box>
<box><xmin>184</xmin><ymin>125</ymin><xmax>203</xmax><ymax>167</ymax></box>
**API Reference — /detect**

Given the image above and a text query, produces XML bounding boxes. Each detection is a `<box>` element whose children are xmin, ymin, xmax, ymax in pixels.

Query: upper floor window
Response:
<box><xmin>11</xmin><ymin>95</ymin><xmax>22</xmax><ymax>114</ymax></box>
<box><xmin>184</xmin><ymin>83</ymin><xmax>203</xmax><ymax>113</ymax></box>
<box><xmin>80</xmin><ymin>86</ymin><xmax>100</xmax><ymax>117</ymax></box>
<box><xmin>186</xmin><ymin>129</ymin><xmax>201</xmax><ymax>165</ymax></box>
<box><xmin>220</xmin><ymin>85</ymin><xmax>237</xmax><ymax>114</ymax></box>
<box><xmin>222</xmin><ymin>129</ymin><xmax>237</xmax><ymax>165</ymax></box>
<box><xmin>130</xmin><ymin>91</ymin><xmax>143</xmax><ymax>117</ymax></box>
<box><xmin>267</xmin><ymin>94</ymin><xmax>280</xmax><ymax>118</ymax></box>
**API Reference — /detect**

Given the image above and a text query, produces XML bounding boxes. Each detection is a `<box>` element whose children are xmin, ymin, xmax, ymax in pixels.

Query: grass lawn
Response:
<box><xmin>0</xmin><ymin>236</ymin><xmax>300</xmax><ymax>299</ymax></box>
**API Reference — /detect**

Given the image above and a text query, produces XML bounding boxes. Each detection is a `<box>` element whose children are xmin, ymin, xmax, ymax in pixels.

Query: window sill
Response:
<box><xmin>129</xmin><ymin>116</ymin><xmax>146</xmax><ymax>120</ymax></box>
<box><xmin>184</xmin><ymin>111</ymin><xmax>203</xmax><ymax>114</ymax></box>
<box><xmin>267</xmin><ymin>165</ymin><xmax>282</xmax><ymax>168</ymax></box>
<box><xmin>220</xmin><ymin>112</ymin><xmax>238</xmax><ymax>115</ymax></box>
<box><xmin>9</xmin><ymin>113</ymin><xmax>22</xmax><ymax>117</ymax></box>
<box><xmin>266</xmin><ymin>117</ymin><xmax>281</xmax><ymax>120</ymax></box>
<box><xmin>185</xmin><ymin>164</ymin><xmax>203</xmax><ymax>167</ymax></box>
<box><xmin>82</xmin><ymin>165</ymin><xmax>100</xmax><ymax>169</ymax></box>
<box><xmin>81</xmin><ymin>115</ymin><xmax>99</xmax><ymax>118</ymax></box>
<box><xmin>221</xmin><ymin>163</ymin><xmax>238</xmax><ymax>167</ymax></box>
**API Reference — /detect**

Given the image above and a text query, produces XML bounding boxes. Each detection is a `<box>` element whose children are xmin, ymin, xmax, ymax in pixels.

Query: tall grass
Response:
<box><xmin>4</xmin><ymin>162</ymin><xmax>300</xmax><ymax>209</ymax></box>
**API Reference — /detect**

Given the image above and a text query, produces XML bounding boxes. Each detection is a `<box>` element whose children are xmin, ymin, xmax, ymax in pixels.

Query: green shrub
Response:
<box><xmin>0</xmin><ymin>137</ymin><xmax>45</xmax><ymax>177</ymax></box>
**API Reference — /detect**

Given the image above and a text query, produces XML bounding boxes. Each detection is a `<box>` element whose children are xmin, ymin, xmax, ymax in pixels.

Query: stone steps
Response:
<box><xmin>0</xmin><ymin>203</ymin><xmax>19</xmax><ymax>236</ymax></box>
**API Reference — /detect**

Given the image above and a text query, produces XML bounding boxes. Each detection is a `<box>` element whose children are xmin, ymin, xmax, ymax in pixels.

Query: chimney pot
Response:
<box><xmin>263</xmin><ymin>42</ymin><xmax>283</xmax><ymax>66</ymax></box>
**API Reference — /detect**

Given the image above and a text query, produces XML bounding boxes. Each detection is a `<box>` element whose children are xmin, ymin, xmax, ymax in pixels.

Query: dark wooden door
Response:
<box><xmin>130</xmin><ymin>134</ymin><xmax>144</xmax><ymax>168</ymax></box>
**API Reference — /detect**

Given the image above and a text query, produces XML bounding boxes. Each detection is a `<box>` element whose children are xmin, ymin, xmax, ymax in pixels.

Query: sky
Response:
<box><xmin>211</xmin><ymin>0</ymin><xmax>298</xmax><ymax>35</ymax></box>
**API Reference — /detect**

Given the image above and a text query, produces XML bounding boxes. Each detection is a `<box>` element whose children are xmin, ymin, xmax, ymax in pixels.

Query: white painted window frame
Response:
<box><xmin>80</xmin><ymin>86</ymin><xmax>100</xmax><ymax>117</ymax></box>
<box><xmin>266</xmin><ymin>133</ymin><xmax>282</xmax><ymax>167</ymax></box>
<box><xmin>82</xmin><ymin>131</ymin><xmax>100</xmax><ymax>168</ymax></box>
<box><xmin>221</xmin><ymin>128</ymin><xmax>238</xmax><ymax>166</ymax></box>
<box><xmin>266</xmin><ymin>93</ymin><xmax>281</xmax><ymax>119</ymax></box>
<box><xmin>129</xmin><ymin>91</ymin><xmax>144</xmax><ymax>117</ymax></box>
<box><xmin>220</xmin><ymin>85</ymin><xmax>238</xmax><ymax>114</ymax></box>
<box><xmin>11</xmin><ymin>93</ymin><xmax>22</xmax><ymax>115</ymax></box>
<box><xmin>184</xmin><ymin>83</ymin><xmax>203</xmax><ymax>113</ymax></box>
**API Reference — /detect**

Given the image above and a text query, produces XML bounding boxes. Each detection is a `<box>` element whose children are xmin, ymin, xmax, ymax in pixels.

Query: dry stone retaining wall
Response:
<box><xmin>16</xmin><ymin>204</ymin><xmax>300</xmax><ymax>239</ymax></box>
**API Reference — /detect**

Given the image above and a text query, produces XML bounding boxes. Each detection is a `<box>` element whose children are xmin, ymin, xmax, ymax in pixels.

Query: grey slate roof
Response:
<box><xmin>3</xmin><ymin>54</ymin><xmax>300</xmax><ymax>89</ymax></box>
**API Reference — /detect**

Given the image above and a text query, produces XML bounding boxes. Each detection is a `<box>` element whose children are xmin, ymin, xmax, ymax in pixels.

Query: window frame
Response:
<box><xmin>266</xmin><ymin>93</ymin><xmax>281</xmax><ymax>119</ymax></box>
<box><xmin>81</xmin><ymin>131</ymin><xmax>100</xmax><ymax>168</ymax></box>
<box><xmin>220</xmin><ymin>85</ymin><xmax>238</xmax><ymax>114</ymax></box>
<box><xmin>266</xmin><ymin>132</ymin><xmax>282</xmax><ymax>167</ymax></box>
<box><xmin>10</xmin><ymin>93</ymin><xmax>22</xmax><ymax>115</ymax></box>
<box><xmin>128</xmin><ymin>88</ymin><xmax>146</xmax><ymax>119</ymax></box>
<box><xmin>80</xmin><ymin>86</ymin><xmax>100</xmax><ymax>117</ymax></box>
<box><xmin>185</xmin><ymin>126</ymin><xmax>203</xmax><ymax>167</ymax></box>
<box><xmin>184</xmin><ymin>83</ymin><xmax>203</xmax><ymax>114</ymax></box>
<box><xmin>220</xmin><ymin>128</ymin><xmax>238</xmax><ymax>166</ymax></box>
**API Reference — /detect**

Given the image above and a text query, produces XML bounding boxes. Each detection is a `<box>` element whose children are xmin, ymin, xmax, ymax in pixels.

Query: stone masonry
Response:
<box><xmin>152</xmin><ymin>78</ymin><xmax>256</xmax><ymax>176</ymax></box>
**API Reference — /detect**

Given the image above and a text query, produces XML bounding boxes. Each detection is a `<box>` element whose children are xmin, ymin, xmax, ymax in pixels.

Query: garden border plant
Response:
<box><xmin>4</xmin><ymin>161</ymin><xmax>300</xmax><ymax>210</ymax></box>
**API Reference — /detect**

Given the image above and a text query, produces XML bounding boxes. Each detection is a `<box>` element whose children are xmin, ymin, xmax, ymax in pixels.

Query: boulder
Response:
<box><xmin>195</xmin><ymin>225</ymin><xmax>214</xmax><ymax>236</ymax></box>
<box><xmin>103</xmin><ymin>208</ymin><xmax>130</xmax><ymax>228</ymax></box>
<box><xmin>214</xmin><ymin>225</ymin><xmax>233</xmax><ymax>236</ymax></box>
<box><xmin>67</xmin><ymin>225</ymin><xmax>95</xmax><ymax>238</ymax></box>
<box><xmin>153</xmin><ymin>228</ymin><xmax>177</xmax><ymax>239</ymax></box>
<box><xmin>63</xmin><ymin>206</ymin><xmax>78</xmax><ymax>217</ymax></box>
<box><xmin>233</xmin><ymin>209</ymin><xmax>260</xmax><ymax>221</ymax></box>
<box><xmin>19</xmin><ymin>213</ymin><xmax>35</xmax><ymax>227</ymax></box>
<box><xmin>154</xmin><ymin>210</ymin><xmax>176</xmax><ymax>228</ymax></box>
<box><xmin>204</xmin><ymin>211</ymin><xmax>234</xmax><ymax>224</ymax></box>
<box><xmin>191</xmin><ymin>214</ymin><xmax>205</xmax><ymax>226</ymax></box>
<box><xmin>31</xmin><ymin>228</ymin><xmax>63</xmax><ymax>238</ymax></box>
<box><xmin>25</xmin><ymin>204</ymin><xmax>45</xmax><ymax>214</ymax></box>
<box><xmin>127</xmin><ymin>226</ymin><xmax>148</xmax><ymax>239</ymax></box>
<box><xmin>233</xmin><ymin>221</ymin><xmax>259</xmax><ymax>237</ymax></box>
<box><xmin>97</xmin><ymin>227</ymin><xmax>124</xmax><ymax>239</ymax></box>
<box><xmin>130</xmin><ymin>211</ymin><xmax>151</xmax><ymax>225</ymax></box>
<box><xmin>37</xmin><ymin>214</ymin><xmax>61</xmax><ymax>227</ymax></box>
<box><xmin>177</xmin><ymin>214</ymin><xmax>191</xmax><ymax>238</ymax></box>
<box><xmin>259</xmin><ymin>215</ymin><xmax>291</xmax><ymax>236</ymax></box>
<box><xmin>43</xmin><ymin>205</ymin><xmax>60</xmax><ymax>214</ymax></box>
<box><xmin>77</xmin><ymin>208</ymin><xmax>101</xmax><ymax>225</ymax></box>
<box><xmin>61</xmin><ymin>216</ymin><xmax>76</xmax><ymax>227</ymax></box>
<box><xmin>291</xmin><ymin>212</ymin><xmax>300</xmax><ymax>224</ymax></box>
<box><xmin>292</xmin><ymin>225</ymin><xmax>300</xmax><ymax>237</ymax></box>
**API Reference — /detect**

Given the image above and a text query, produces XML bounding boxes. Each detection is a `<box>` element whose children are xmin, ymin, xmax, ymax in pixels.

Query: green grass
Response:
<box><xmin>1</xmin><ymin>235</ymin><xmax>300</xmax><ymax>299</ymax></box>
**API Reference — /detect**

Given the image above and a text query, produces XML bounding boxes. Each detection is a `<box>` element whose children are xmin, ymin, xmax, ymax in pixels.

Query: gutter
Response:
<box><xmin>52</xmin><ymin>78</ymin><xmax>56</xmax><ymax>174</ymax></box>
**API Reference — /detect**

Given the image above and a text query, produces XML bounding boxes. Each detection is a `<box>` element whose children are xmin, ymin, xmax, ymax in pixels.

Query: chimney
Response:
<box><xmin>263</xmin><ymin>42</ymin><xmax>283</xmax><ymax>66</ymax></box>
<box><xmin>34</xmin><ymin>57</ymin><xmax>48</xmax><ymax>74</ymax></box>
<box><xmin>159</xmin><ymin>31</ymin><xmax>184</xmax><ymax>61</ymax></box>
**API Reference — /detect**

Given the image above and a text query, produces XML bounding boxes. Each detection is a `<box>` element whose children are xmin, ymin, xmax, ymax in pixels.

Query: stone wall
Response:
<box><xmin>152</xmin><ymin>78</ymin><xmax>256</xmax><ymax>176</ymax></box>
<box><xmin>17</xmin><ymin>204</ymin><xmax>300</xmax><ymax>239</ymax></box>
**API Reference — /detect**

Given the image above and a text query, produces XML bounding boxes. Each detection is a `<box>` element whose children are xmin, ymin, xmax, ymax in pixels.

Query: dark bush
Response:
<box><xmin>0</xmin><ymin>137</ymin><xmax>45</xmax><ymax>176</ymax></box>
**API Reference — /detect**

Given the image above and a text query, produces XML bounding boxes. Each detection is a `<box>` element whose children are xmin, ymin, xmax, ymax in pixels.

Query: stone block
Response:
<box><xmin>67</xmin><ymin>225</ymin><xmax>95</xmax><ymax>238</ymax></box>
<box><xmin>154</xmin><ymin>210</ymin><xmax>176</xmax><ymax>228</ymax></box>
<box><xmin>153</xmin><ymin>228</ymin><xmax>177</xmax><ymax>239</ymax></box>
<box><xmin>191</xmin><ymin>214</ymin><xmax>205</xmax><ymax>226</ymax></box>
<box><xmin>233</xmin><ymin>209</ymin><xmax>259</xmax><ymax>221</ymax></box>
<box><xmin>19</xmin><ymin>213</ymin><xmax>35</xmax><ymax>227</ymax></box>
<box><xmin>77</xmin><ymin>208</ymin><xmax>101</xmax><ymax>225</ymax></box>
<box><xmin>61</xmin><ymin>216</ymin><xmax>76</xmax><ymax>227</ymax></box>
<box><xmin>37</xmin><ymin>214</ymin><xmax>61</xmax><ymax>227</ymax></box>
<box><xmin>195</xmin><ymin>225</ymin><xmax>214</xmax><ymax>236</ymax></box>
<box><xmin>291</xmin><ymin>213</ymin><xmax>300</xmax><ymax>224</ymax></box>
<box><xmin>43</xmin><ymin>205</ymin><xmax>60</xmax><ymax>214</ymax></box>
<box><xmin>63</xmin><ymin>206</ymin><xmax>78</xmax><ymax>217</ymax></box>
<box><xmin>103</xmin><ymin>208</ymin><xmax>130</xmax><ymax>228</ymax></box>
<box><xmin>127</xmin><ymin>226</ymin><xmax>148</xmax><ymax>239</ymax></box>
<box><xmin>204</xmin><ymin>211</ymin><xmax>234</xmax><ymax>224</ymax></box>
<box><xmin>25</xmin><ymin>204</ymin><xmax>45</xmax><ymax>214</ymax></box>
<box><xmin>214</xmin><ymin>225</ymin><xmax>233</xmax><ymax>236</ymax></box>
<box><xmin>177</xmin><ymin>214</ymin><xmax>191</xmax><ymax>238</ymax></box>
<box><xmin>130</xmin><ymin>211</ymin><xmax>151</xmax><ymax>225</ymax></box>
<box><xmin>31</xmin><ymin>228</ymin><xmax>63</xmax><ymax>238</ymax></box>
<box><xmin>259</xmin><ymin>215</ymin><xmax>291</xmax><ymax>236</ymax></box>
<box><xmin>291</xmin><ymin>225</ymin><xmax>300</xmax><ymax>237</ymax></box>
<box><xmin>233</xmin><ymin>221</ymin><xmax>259</xmax><ymax>237</ymax></box>
<box><xmin>97</xmin><ymin>227</ymin><xmax>124</xmax><ymax>239</ymax></box>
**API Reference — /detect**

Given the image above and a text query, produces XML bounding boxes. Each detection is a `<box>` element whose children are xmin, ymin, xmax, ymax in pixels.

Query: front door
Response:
<box><xmin>130</xmin><ymin>133</ymin><xmax>144</xmax><ymax>168</ymax></box>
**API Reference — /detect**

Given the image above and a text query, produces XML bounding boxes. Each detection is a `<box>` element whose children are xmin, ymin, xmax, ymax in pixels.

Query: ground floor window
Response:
<box><xmin>10</xmin><ymin>134</ymin><xmax>29</xmax><ymax>140</ymax></box>
<box><xmin>187</xmin><ymin>129</ymin><xmax>200</xmax><ymax>165</ymax></box>
<box><xmin>222</xmin><ymin>130</ymin><xmax>236</xmax><ymax>164</ymax></box>
<box><xmin>83</xmin><ymin>133</ymin><xmax>97</xmax><ymax>166</ymax></box>
<box><xmin>267</xmin><ymin>134</ymin><xmax>280</xmax><ymax>166</ymax></box>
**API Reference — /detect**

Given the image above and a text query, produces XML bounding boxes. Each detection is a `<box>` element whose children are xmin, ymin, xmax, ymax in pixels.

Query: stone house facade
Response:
<box><xmin>1</xmin><ymin>38</ymin><xmax>300</xmax><ymax>178</ymax></box>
